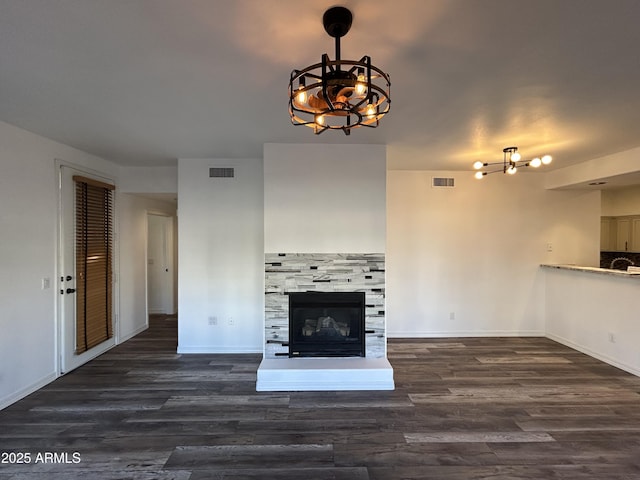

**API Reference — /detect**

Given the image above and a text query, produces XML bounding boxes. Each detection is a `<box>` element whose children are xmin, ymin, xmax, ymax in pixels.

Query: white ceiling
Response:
<box><xmin>2</xmin><ymin>0</ymin><xmax>640</xmax><ymax>171</ymax></box>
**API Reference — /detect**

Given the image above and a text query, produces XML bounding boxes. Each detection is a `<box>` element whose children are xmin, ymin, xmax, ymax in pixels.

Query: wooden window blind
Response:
<box><xmin>73</xmin><ymin>175</ymin><xmax>115</xmax><ymax>354</ymax></box>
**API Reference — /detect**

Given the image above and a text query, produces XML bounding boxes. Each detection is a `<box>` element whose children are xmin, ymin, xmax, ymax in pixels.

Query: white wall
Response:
<box><xmin>386</xmin><ymin>170</ymin><xmax>601</xmax><ymax>337</ymax></box>
<box><xmin>119</xmin><ymin>166</ymin><xmax>177</xmax><ymax>194</ymax></box>
<box><xmin>545</xmin><ymin>268</ymin><xmax>640</xmax><ymax>376</ymax></box>
<box><xmin>264</xmin><ymin>143</ymin><xmax>386</xmax><ymax>253</ymax></box>
<box><xmin>601</xmin><ymin>186</ymin><xmax>640</xmax><ymax>216</ymax></box>
<box><xmin>0</xmin><ymin>121</ymin><xmax>118</xmax><ymax>410</ymax></box>
<box><xmin>118</xmin><ymin>193</ymin><xmax>176</xmax><ymax>341</ymax></box>
<box><xmin>546</xmin><ymin>146</ymin><xmax>640</xmax><ymax>189</ymax></box>
<box><xmin>0</xmin><ymin>121</ymin><xmax>174</xmax><ymax>410</ymax></box>
<box><xmin>177</xmin><ymin>158</ymin><xmax>264</xmax><ymax>353</ymax></box>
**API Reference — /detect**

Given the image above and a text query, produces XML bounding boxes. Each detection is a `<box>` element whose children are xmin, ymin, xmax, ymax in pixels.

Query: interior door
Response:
<box><xmin>147</xmin><ymin>213</ymin><xmax>173</xmax><ymax>314</ymax></box>
<box><xmin>58</xmin><ymin>165</ymin><xmax>116</xmax><ymax>374</ymax></box>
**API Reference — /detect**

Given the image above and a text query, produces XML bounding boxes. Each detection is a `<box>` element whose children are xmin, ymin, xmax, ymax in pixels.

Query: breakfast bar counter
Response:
<box><xmin>541</xmin><ymin>263</ymin><xmax>640</xmax><ymax>278</ymax></box>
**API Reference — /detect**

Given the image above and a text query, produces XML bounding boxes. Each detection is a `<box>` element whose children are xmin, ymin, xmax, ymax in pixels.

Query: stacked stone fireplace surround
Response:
<box><xmin>264</xmin><ymin>253</ymin><xmax>386</xmax><ymax>359</ymax></box>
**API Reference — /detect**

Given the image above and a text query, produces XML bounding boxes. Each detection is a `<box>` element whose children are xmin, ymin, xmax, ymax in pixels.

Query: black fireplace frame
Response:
<box><xmin>288</xmin><ymin>291</ymin><xmax>366</xmax><ymax>358</ymax></box>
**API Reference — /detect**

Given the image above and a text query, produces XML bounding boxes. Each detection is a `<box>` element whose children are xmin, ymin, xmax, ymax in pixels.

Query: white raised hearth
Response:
<box><xmin>257</xmin><ymin>357</ymin><xmax>394</xmax><ymax>391</ymax></box>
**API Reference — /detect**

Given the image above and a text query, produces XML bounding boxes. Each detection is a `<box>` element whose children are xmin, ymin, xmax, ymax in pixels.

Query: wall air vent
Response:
<box><xmin>209</xmin><ymin>167</ymin><xmax>235</xmax><ymax>178</ymax></box>
<box><xmin>432</xmin><ymin>177</ymin><xmax>455</xmax><ymax>188</ymax></box>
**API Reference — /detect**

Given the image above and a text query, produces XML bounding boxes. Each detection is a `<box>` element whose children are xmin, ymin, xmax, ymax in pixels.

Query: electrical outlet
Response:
<box><xmin>228</xmin><ymin>317</ymin><xmax>234</xmax><ymax>326</ymax></box>
<box><xmin>208</xmin><ymin>316</ymin><xmax>217</xmax><ymax>326</ymax></box>
<box><xmin>546</xmin><ymin>242</ymin><xmax>553</xmax><ymax>252</ymax></box>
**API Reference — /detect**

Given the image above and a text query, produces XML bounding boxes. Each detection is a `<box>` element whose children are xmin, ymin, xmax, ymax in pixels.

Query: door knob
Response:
<box><xmin>66</xmin><ymin>288</ymin><xmax>76</xmax><ymax>294</ymax></box>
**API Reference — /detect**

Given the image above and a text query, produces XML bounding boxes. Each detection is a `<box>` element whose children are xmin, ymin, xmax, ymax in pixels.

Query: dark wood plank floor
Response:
<box><xmin>2</xmin><ymin>315</ymin><xmax>640</xmax><ymax>479</ymax></box>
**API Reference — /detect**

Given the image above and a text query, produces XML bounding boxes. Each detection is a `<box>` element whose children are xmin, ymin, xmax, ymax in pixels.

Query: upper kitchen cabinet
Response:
<box><xmin>601</xmin><ymin>216</ymin><xmax>614</xmax><ymax>251</ymax></box>
<box><xmin>601</xmin><ymin>186</ymin><xmax>640</xmax><ymax>252</ymax></box>
<box><xmin>601</xmin><ymin>215</ymin><xmax>640</xmax><ymax>252</ymax></box>
<box><xmin>633</xmin><ymin>217</ymin><xmax>640</xmax><ymax>251</ymax></box>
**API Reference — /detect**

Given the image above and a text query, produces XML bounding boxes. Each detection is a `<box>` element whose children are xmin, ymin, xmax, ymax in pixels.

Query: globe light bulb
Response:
<box><xmin>316</xmin><ymin>115</ymin><xmax>325</xmax><ymax>126</ymax></box>
<box><xmin>473</xmin><ymin>161</ymin><xmax>484</xmax><ymax>170</ymax></box>
<box><xmin>511</xmin><ymin>151</ymin><xmax>521</xmax><ymax>162</ymax></box>
<box><xmin>530</xmin><ymin>157</ymin><xmax>542</xmax><ymax>168</ymax></box>
<box><xmin>475</xmin><ymin>171</ymin><xmax>484</xmax><ymax>179</ymax></box>
<box><xmin>542</xmin><ymin>154</ymin><xmax>552</xmax><ymax>165</ymax></box>
<box><xmin>507</xmin><ymin>166</ymin><xmax>517</xmax><ymax>175</ymax></box>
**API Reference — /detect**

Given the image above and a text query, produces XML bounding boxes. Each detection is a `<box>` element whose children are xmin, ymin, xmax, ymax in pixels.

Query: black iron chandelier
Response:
<box><xmin>288</xmin><ymin>6</ymin><xmax>391</xmax><ymax>135</ymax></box>
<box><xmin>473</xmin><ymin>147</ymin><xmax>552</xmax><ymax>179</ymax></box>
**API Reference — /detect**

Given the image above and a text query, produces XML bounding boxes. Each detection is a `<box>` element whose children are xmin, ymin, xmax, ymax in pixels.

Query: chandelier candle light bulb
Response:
<box><xmin>297</xmin><ymin>88</ymin><xmax>307</xmax><ymax>104</ymax></box>
<box><xmin>473</xmin><ymin>146</ymin><xmax>552</xmax><ymax>178</ymax></box>
<box><xmin>355</xmin><ymin>70</ymin><xmax>367</xmax><ymax>95</ymax></box>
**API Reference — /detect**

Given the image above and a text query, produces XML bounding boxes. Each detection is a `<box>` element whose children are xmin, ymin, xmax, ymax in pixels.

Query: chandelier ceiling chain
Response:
<box><xmin>473</xmin><ymin>147</ymin><xmax>552</xmax><ymax>179</ymax></box>
<box><xmin>288</xmin><ymin>6</ymin><xmax>391</xmax><ymax>135</ymax></box>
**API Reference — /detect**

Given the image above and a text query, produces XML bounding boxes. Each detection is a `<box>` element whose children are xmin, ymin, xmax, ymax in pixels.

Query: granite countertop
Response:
<box><xmin>541</xmin><ymin>264</ymin><xmax>640</xmax><ymax>278</ymax></box>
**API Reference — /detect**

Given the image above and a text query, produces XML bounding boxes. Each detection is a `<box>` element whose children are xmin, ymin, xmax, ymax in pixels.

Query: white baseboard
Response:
<box><xmin>545</xmin><ymin>332</ymin><xmax>640</xmax><ymax>377</ymax></box>
<box><xmin>118</xmin><ymin>323</ymin><xmax>148</xmax><ymax>344</ymax></box>
<box><xmin>177</xmin><ymin>345</ymin><xmax>262</xmax><ymax>354</ymax></box>
<box><xmin>387</xmin><ymin>330</ymin><xmax>545</xmax><ymax>338</ymax></box>
<box><xmin>0</xmin><ymin>372</ymin><xmax>57</xmax><ymax>411</ymax></box>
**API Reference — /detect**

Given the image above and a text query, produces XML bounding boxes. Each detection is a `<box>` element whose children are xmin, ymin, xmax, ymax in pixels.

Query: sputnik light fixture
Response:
<box><xmin>473</xmin><ymin>147</ymin><xmax>552</xmax><ymax>179</ymax></box>
<box><xmin>288</xmin><ymin>6</ymin><xmax>391</xmax><ymax>135</ymax></box>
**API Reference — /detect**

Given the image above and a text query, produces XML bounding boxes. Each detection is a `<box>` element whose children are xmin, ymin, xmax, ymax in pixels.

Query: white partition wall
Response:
<box><xmin>258</xmin><ymin>143</ymin><xmax>393</xmax><ymax>391</ymax></box>
<box><xmin>545</xmin><ymin>267</ymin><xmax>640</xmax><ymax>376</ymax></box>
<box><xmin>177</xmin><ymin>158</ymin><xmax>264</xmax><ymax>353</ymax></box>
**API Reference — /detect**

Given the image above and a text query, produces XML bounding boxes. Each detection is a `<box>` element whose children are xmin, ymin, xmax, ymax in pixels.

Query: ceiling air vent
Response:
<box><xmin>209</xmin><ymin>167</ymin><xmax>235</xmax><ymax>178</ymax></box>
<box><xmin>432</xmin><ymin>177</ymin><xmax>455</xmax><ymax>188</ymax></box>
